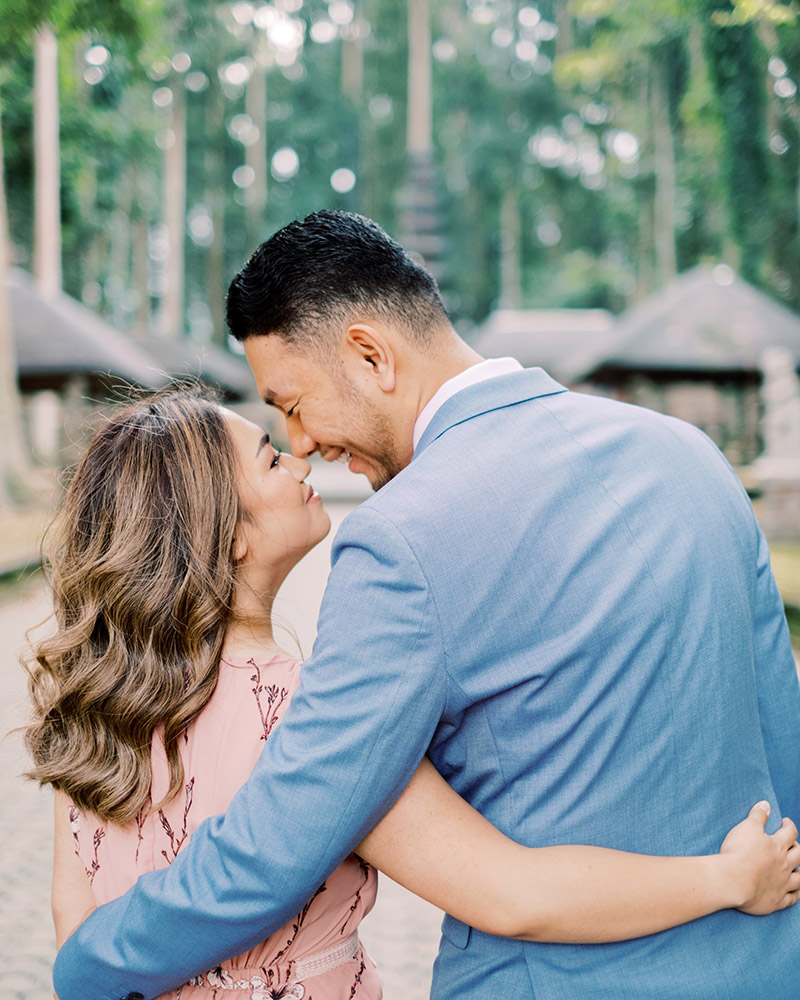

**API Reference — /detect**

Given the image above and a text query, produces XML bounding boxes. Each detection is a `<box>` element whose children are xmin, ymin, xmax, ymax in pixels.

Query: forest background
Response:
<box><xmin>2</xmin><ymin>0</ymin><xmax>800</xmax><ymax>349</ymax></box>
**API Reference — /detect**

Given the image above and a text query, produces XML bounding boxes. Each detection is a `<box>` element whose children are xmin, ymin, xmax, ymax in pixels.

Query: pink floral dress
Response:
<box><xmin>67</xmin><ymin>653</ymin><xmax>381</xmax><ymax>999</ymax></box>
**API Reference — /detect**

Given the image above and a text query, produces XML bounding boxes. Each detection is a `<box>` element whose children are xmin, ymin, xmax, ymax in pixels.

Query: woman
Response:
<box><xmin>25</xmin><ymin>386</ymin><xmax>799</xmax><ymax>1000</ymax></box>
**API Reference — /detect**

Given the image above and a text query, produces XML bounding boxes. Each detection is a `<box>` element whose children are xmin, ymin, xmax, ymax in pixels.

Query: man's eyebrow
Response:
<box><xmin>256</xmin><ymin>431</ymin><xmax>270</xmax><ymax>457</ymax></box>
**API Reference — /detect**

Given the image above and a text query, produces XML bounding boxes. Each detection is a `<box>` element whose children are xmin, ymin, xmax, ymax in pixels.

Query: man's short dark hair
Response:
<box><xmin>226</xmin><ymin>210</ymin><xmax>449</xmax><ymax>351</ymax></box>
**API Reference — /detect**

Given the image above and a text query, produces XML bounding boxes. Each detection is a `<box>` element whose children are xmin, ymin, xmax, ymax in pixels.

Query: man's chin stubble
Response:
<box><xmin>368</xmin><ymin>461</ymin><xmax>404</xmax><ymax>492</ymax></box>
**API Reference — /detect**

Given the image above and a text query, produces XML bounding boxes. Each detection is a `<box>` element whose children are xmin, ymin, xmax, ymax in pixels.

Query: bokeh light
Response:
<box><xmin>330</xmin><ymin>167</ymin><xmax>356</xmax><ymax>193</ymax></box>
<box><xmin>232</xmin><ymin>165</ymin><xmax>255</xmax><ymax>188</ymax></box>
<box><xmin>271</xmin><ymin>147</ymin><xmax>300</xmax><ymax>181</ymax></box>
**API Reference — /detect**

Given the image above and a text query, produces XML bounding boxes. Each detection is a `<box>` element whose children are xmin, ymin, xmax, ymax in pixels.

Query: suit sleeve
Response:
<box><xmin>751</xmin><ymin>524</ymin><xmax>800</xmax><ymax>823</ymax></box>
<box><xmin>53</xmin><ymin>507</ymin><xmax>447</xmax><ymax>1000</ymax></box>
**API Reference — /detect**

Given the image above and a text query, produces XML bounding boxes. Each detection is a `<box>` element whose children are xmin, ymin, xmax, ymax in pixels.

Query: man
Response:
<box><xmin>54</xmin><ymin>211</ymin><xmax>800</xmax><ymax>999</ymax></box>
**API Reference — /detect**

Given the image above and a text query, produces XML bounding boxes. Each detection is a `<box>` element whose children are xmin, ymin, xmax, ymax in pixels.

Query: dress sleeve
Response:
<box><xmin>53</xmin><ymin>507</ymin><xmax>448</xmax><ymax>1000</ymax></box>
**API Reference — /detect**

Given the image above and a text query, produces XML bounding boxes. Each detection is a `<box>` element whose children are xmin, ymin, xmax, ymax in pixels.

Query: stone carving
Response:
<box><xmin>753</xmin><ymin>347</ymin><xmax>800</xmax><ymax>540</ymax></box>
<box><xmin>756</xmin><ymin>347</ymin><xmax>800</xmax><ymax>478</ymax></box>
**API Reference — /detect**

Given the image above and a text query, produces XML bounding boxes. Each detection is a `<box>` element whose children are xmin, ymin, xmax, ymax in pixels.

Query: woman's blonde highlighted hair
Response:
<box><xmin>24</xmin><ymin>385</ymin><xmax>243</xmax><ymax>824</ymax></box>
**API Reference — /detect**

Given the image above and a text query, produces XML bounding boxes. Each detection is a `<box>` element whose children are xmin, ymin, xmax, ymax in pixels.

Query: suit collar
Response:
<box><xmin>413</xmin><ymin>357</ymin><xmax>523</xmax><ymax>450</ymax></box>
<box><xmin>413</xmin><ymin>366</ymin><xmax>567</xmax><ymax>457</ymax></box>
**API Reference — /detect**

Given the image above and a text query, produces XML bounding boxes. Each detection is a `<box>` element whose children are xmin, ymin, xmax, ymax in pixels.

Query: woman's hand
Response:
<box><xmin>719</xmin><ymin>802</ymin><xmax>800</xmax><ymax>915</ymax></box>
<box><xmin>358</xmin><ymin>759</ymin><xmax>800</xmax><ymax>943</ymax></box>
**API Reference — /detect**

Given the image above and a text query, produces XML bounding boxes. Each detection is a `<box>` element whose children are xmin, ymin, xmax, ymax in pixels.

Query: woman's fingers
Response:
<box><xmin>748</xmin><ymin>801</ymin><xmax>771</xmax><ymax>825</ymax></box>
<box><xmin>778</xmin><ymin>817</ymin><xmax>799</xmax><ymax>844</ymax></box>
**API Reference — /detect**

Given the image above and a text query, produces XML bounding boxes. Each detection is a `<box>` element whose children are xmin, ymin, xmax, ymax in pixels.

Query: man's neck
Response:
<box><xmin>414</xmin><ymin>340</ymin><xmax>485</xmax><ymax>424</ymax></box>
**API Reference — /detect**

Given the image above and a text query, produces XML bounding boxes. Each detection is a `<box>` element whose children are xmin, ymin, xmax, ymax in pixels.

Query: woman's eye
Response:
<box><xmin>270</xmin><ymin>450</ymin><xmax>282</xmax><ymax>469</ymax></box>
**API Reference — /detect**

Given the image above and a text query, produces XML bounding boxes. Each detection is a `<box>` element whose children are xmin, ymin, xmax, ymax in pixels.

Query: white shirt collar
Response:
<box><xmin>412</xmin><ymin>357</ymin><xmax>523</xmax><ymax>451</ymax></box>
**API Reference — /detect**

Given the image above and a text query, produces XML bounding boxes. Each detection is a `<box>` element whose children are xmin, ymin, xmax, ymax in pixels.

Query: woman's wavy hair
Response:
<box><xmin>24</xmin><ymin>384</ymin><xmax>244</xmax><ymax>824</ymax></box>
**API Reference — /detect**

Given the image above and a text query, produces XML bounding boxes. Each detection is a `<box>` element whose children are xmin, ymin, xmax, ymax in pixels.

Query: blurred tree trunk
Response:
<box><xmin>0</xmin><ymin>96</ymin><xmax>31</xmax><ymax>504</ymax></box>
<box><xmin>109</xmin><ymin>196</ymin><xmax>133</xmax><ymax>329</ymax></box>
<box><xmin>650</xmin><ymin>47</ymin><xmax>677</xmax><ymax>285</ymax></box>
<box><xmin>400</xmin><ymin>0</ymin><xmax>444</xmax><ymax>277</ymax></box>
<box><xmin>407</xmin><ymin>0</ymin><xmax>432</xmax><ymax>159</ymax></box>
<box><xmin>205</xmin><ymin>82</ymin><xmax>226</xmax><ymax>345</ymax></box>
<box><xmin>163</xmin><ymin>80</ymin><xmax>186</xmax><ymax>337</ymax></box>
<box><xmin>33</xmin><ymin>23</ymin><xmax>61</xmax><ymax>297</ymax></box>
<box><xmin>635</xmin><ymin>68</ymin><xmax>656</xmax><ymax>297</ymax></box>
<box><xmin>342</xmin><ymin>0</ymin><xmax>364</xmax><ymax>103</ymax></box>
<box><xmin>702</xmin><ymin>1</ymin><xmax>770</xmax><ymax>284</ymax></box>
<box><xmin>755</xmin><ymin>16</ymin><xmax>800</xmax><ymax>303</ymax></box>
<box><xmin>358</xmin><ymin>0</ymin><xmax>381</xmax><ymax>220</ymax></box>
<box><xmin>246</xmin><ymin>37</ymin><xmax>269</xmax><ymax>252</ymax></box>
<box><xmin>684</xmin><ymin>19</ymin><xmax>734</xmax><ymax>260</ymax></box>
<box><xmin>555</xmin><ymin>2</ymin><xmax>574</xmax><ymax>58</ymax></box>
<box><xmin>499</xmin><ymin>185</ymin><xmax>522</xmax><ymax>307</ymax></box>
<box><xmin>131</xmin><ymin>213</ymin><xmax>150</xmax><ymax>336</ymax></box>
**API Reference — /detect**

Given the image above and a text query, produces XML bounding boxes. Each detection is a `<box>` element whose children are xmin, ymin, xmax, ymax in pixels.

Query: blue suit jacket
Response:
<box><xmin>54</xmin><ymin>369</ymin><xmax>800</xmax><ymax>999</ymax></box>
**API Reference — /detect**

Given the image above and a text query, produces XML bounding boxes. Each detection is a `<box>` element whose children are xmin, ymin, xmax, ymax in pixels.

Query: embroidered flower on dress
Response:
<box><xmin>207</xmin><ymin>966</ymin><xmax>235</xmax><ymax>988</ymax></box>
<box><xmin>187</xmin><ymin>969</ymin><xmax>305</xmax><ymax>998</ymax></box>
<box><xmin>68</xmin><ymin>806</ymin><xmax>81</xmax><ymax>834</ymax></box>
<box><xmin>254</xmin><ymin>986</ymin><xmax>305</xmax><ymax>1000</ymax></box>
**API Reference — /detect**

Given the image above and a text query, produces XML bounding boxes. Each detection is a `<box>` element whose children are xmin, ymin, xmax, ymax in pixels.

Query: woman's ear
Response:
<box><xmin>344</xmin><ymin>323</ymin><xmax>396</xmax><ymax>392</ymax></box>
<box><xmin>232</xmin><ymin>527</ymin><xmax>249</xmax><ymax>564</ymax></box>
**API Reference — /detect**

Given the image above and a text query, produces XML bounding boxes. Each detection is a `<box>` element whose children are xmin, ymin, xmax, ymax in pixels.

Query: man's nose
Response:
<box><xmin>286</xmin><ymin>417</ymin><xmax>318</xmax><ymax>460</ymax></box>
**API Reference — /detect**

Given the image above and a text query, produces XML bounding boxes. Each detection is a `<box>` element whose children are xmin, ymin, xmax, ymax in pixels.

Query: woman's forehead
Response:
<box><xmin>221</xmin><ymin>407</ymin><xmax>259</xmax><ymax>434</ymax></box>
<box><xmin>220</xmin><ymin>408</ymin><xmax>270</xmax><ymax>463</ymax></box>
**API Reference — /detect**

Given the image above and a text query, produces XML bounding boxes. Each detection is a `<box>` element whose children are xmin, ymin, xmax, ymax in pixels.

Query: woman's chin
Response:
<box><xmin>309</xmin><ymin>509</ymin><xmax>333</xmax><ymax>546</ymax></box>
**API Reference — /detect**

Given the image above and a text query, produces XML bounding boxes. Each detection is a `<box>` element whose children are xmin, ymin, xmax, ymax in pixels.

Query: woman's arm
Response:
<box><xmin>52</xmin><ymin>791</ymin><xmax>97</xmax><ymax>949</ymax></box>
<box><xmin>357</xmin><ymin>758</ymin><xmax>800</xmax><ymax>943</ymax></box>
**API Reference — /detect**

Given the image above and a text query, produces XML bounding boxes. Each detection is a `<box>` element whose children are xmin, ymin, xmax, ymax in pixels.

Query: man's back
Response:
<box><xmin>53</xmin><ymin>368</ymin><xmax>800</xmax><ymax>1000</ymax></box>
<box><xmin>357</xmin><ymin>368</ymin><xmax>800</xmax><ymax>997</ymax></box>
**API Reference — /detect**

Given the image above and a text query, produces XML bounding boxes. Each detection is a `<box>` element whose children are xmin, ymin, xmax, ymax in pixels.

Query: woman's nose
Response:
<box><xmin>283</xmin><ymin>452</ymin><xmax>312</xmax><ymax>481</ymax></box>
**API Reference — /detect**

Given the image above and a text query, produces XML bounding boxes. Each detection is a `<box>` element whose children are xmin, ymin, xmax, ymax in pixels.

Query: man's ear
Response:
<box><xmin>344</xmin><ymin>324</ymin><xmax>396</xmax><ymax>392</ymax></box>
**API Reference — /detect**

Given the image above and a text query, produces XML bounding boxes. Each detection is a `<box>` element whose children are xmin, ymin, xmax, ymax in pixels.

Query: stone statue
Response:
<box><xmin>753</xmin><ymin>347</ymin><xmax>800</xmax><ymax>540</ymax></box>
<box><xmin>756</xmin><ymin>347</ymin><xmax>800</xmax><ymax>478</ymax></box>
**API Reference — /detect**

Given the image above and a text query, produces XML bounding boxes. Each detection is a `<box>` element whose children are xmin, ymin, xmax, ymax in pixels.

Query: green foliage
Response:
<box><xmin>553</xmin><ymin>43</ymin><xmax>622</xmax><ymax>88</ymax></box>
<box><xmin>702</xmin><ymin>0</ymin><xmax>771</xmax><ymax>282</ymax></box>
<box><xmin>712</xmin><ymin>0</ymin><xmax>799</xmax><ymax>26</ymax></box>
<box><xmin>1</xmin><ymin>51</ymin><xmax>34</xmax><ymax>261</ymax></box>
<box><xmin>0</xmin><ymin>0</ymin><xmax>148</xmax><ymax>53</ymax></box>
<box><xmin>4</xmin><ymin>0</ymin><xmax>800</xmax><ymax>331</ymax></box>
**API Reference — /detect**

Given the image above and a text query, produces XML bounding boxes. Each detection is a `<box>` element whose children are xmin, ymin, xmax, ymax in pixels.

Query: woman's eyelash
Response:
<box><xmin>270</xmin><ymin>451</ymin><xmax>282</xmax><ymax>469</ymax></box>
